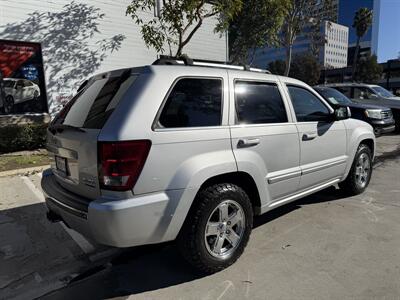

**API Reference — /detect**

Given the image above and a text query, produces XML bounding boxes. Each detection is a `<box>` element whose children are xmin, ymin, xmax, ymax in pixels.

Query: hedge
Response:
<box><xmin>0</xmin><ymin>123</ymin><xmax>48</xmax><ymax>153</ymax></box>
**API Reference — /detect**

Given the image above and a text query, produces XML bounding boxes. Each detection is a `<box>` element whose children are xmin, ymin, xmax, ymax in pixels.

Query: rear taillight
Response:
<box><xmin>98</xmin><ymin>140</ymin><xmax>151</xmax><ymax>191</ymax></box>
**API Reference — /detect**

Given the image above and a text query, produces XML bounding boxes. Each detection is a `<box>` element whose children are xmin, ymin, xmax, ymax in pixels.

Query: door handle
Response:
<box><xmin>302</xmin><ymin>132</ymin><xmax>318</xmax><ymax>141</ymax></box>
<box><xmin>237</xmin><ymin>138</ymin><xmax>260</xmax><ymax>148</ymax></box>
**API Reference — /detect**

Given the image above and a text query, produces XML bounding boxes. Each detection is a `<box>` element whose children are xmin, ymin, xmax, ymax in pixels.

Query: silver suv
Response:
<box><xmin>42</xmin><ymin>58</ymin><xmax>375</xmax><ymax>273</ymax></box>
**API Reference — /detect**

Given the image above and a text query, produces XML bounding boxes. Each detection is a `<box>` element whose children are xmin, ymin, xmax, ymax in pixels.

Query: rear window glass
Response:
<box><xmin>54</xmin><ymin>71</ymin><xmax>137</xmax><ymax>129</ymax></box>
<box><xmin>3</xmin><ymin>81</ymin><xmax>14</xmax><ymax>88</ymax></box>
<box><xmin>158</xmin><ymin>78</ymin><xmax>222</xmax><ymax>128</ymax></box>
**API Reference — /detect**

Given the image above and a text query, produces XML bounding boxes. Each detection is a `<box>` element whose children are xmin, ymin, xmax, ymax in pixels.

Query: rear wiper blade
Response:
<box><xmin>49</xmin><ymin>124</ymin><xmax>86</xmax><ymax>135</ymax></box>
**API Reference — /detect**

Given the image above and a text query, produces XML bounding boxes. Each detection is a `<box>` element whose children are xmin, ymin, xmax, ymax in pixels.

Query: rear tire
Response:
<box><xmin>178</xmin><ymin>183</ymin><xmax>253</xmax><ymax>274</ymax></box>
<box><xmin>3</xmin><ymin>95</ymin><xmax>14</xmax><ymax>114</ymax></box>
<box><xmin>339</xmin><ymin>144</ymin><xmax>373</xmax><ymax>196</ymax></box>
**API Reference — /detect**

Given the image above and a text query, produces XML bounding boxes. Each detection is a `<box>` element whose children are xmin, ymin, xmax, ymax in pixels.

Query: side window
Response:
<box><xmin>287</xmin><ymin>85</ymin><xmax>331</xmax><ymax>122</ymax></box>
<box><xmin>16</xmin><ymin>80</ymin><xmax>24</xmax><ymax>88</ymax></box>
<box><xmin>335</xmin><ymin>86</ymin><xmax>351</xmax><ymax>97</ymax></box>
<box><xmin>159</xmin><ymin>78</ymin><xmax>222</xmax><ymax>128</ymax></box>
<box><xmin>353</xmin><ymin>87</ymin><xmax>373</xmax><ymax>100</ymax></box>
<box><xmin>234</xmin><ymin>81</ymin><xmax>288</xmax><ymax>124</ymax></box>
<box><xmin>24</xmin><ymin>80</ymin><xmax>32</xmax><ymax>87</ymax></box>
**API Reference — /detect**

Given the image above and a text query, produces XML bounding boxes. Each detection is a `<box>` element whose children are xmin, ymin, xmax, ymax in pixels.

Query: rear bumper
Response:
<box><xmin>41</xmin><ymin>170</ymin><xmax>174</xmax><ymax>247</ymax></box>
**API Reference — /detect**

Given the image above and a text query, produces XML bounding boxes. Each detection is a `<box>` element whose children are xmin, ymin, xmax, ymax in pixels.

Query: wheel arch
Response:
<box><xmin>342</xmin><ymin>133</ymin><xmax>376</xmax><ymax>181</ymax></box>
<box><xmin>197</xmin><ymin>171</ymin><xmax>262</xmax><ymax>212</ymax></box>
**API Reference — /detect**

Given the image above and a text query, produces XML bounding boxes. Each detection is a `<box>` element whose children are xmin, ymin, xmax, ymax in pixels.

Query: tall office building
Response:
<box><xmin>338</xmin><ymin>0</ymin><xmax>399</xmax><ymax>63</ymax></box>
<box><xmin>371</xmin><ymin>0</ymin><xmax>400</xmax><ymax>62</ymax></box>
<box><xmin>253</xmin><ymin>20</ymin><xmax>348</xmax><ymax>70</ymax></box>
<box><xmin>338</xmin><ymin>0</ymin><xmax>374</xmax><ymax>64</ymax></box>
<box><xmin>321</xmin><ymin>21</ymin><xmax>349</xmax><ymax>69</ymax></box>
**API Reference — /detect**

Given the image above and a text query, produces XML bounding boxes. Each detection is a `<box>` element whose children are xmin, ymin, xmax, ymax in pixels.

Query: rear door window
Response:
<box><xmin>234</xmin><ymin>81</ymin><xmax>288</xmax><ymax>124</ymax></box>
<box><xmin>158</xmin><ymin>78</ymin><xmax>222</xmax><ymax>128</ymax></box>
<box><xmin>54</xmin><ymin>71</ymin><xmax>137</xmax><ymax>129</ymax></box>
<box><xmin>335</xmin><ymin>86</ymin><xmax>351</xmax><ymax>97</ymax></box>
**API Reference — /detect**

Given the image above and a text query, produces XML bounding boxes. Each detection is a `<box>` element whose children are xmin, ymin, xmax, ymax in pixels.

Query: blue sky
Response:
<box><xmin>376</xmin><ymin>0</ymin><xmax>400</xmax><ymax>62</ymax></box>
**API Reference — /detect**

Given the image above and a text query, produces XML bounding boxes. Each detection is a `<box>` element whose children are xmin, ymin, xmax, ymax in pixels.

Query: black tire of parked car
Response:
<box><xmin>395</xmin><ymin>121</ymin><xmax>400</xmax><ymax>133</ymax></box>
<box><xmin>339</xmin><ymin>144</ymin><xmax>373</xmax><ymax>196</ymax></box>
<box><xmin>178</xmin><ymin>183</ymin><xmax>253</xmax><ymax>274</ymax></box>
<box><xmin>3</xmin><ymin>95</ymin><xmax>14</xmax><ymax>114</ymax></box>
<box><xmin>373</xmin><ymin>128</ymin><xmax>381</xmax><ymax>137</ymax></box>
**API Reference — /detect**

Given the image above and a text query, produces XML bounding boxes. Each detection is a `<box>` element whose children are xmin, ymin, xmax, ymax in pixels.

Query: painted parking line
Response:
<box><xmin>20</xmin><ymin>176</ymin><xmax>96</xmax><ymax>254</ymax></box>
<box><xmin>21</xmin><ymin>176</ymin><xmax>45</xmax><ymax>202</ymax></box>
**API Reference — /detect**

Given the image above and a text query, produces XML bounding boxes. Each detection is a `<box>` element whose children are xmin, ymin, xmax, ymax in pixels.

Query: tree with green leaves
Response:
<box><xmin>229</xmin><ymin>0</ymin><xmax>288</xmax><ymax>64</ymax></box>
<box><xmin>355</xmin><ymin>54</ymin><xmax>383</xmax><ymax>83</ymax></box>
<box><xmin>268</xmin><ymin>60</ymin><xmax>286</xmax><ymax>75</ymax></box>
<box><xmin>280</xmin><ymin>0</ymin><xmax>336</xmax><ymax>76</ymax></box>
<box><xmin>289</xmin><ymin>53</ymin><xmax>321</xmax><ymax>85</ymax></box>
<box><xmin>351</xmin><ymin>7</ymin><xmax>373</xmax><ymax>80</ymax></box>
<box><xmin>307</xmin><ymin>0</ymin><xmax>336</xmax><ymax>58</ymax></box>
<box><xmin>126</xmin><ymin>0</ymin><xmax>242</xmax><ymax>58</ymax></box>
<box><xmin>280</xmin><ymin>0</ymin><xmax>310</xmax><ymax>76</ymax></box>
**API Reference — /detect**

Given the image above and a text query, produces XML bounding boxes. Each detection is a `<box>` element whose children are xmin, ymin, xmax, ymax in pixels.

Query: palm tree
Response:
<box><xmin>351</xmin><ymin>7</ymin><xmax>373</xmax><ymax>81</ymax></box>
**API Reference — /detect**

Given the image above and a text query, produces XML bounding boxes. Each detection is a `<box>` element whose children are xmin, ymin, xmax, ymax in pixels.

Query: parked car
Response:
<box><xmin>3</xmin><ymin>78</ymin><xmax>41</xmax><ymax>113</ymax></box>
<box><xmin>326</xmin><ymin>83</ymin><xmax>400</xmax><ymax>132</ymax></box>
<box><xmin>41</xmin><ymin>58</ymin><xmax>375</xmax><ymax>274</ymax></box>
<box><xmin>314</xmin><ymin>86</ymin><xmax>395</xmax><ymax>136</ymax></box>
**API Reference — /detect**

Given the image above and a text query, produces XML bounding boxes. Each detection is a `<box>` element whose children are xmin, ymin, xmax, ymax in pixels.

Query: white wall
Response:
<box><xmin>0</xmin><ymin>0</ymin><xmax>227</xmax><ymax>114</ymax></box>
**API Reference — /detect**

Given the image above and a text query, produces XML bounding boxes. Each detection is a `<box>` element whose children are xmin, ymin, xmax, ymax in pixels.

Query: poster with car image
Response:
<box><xmin>0</xmin><ymin>40</ymin><xmax>47</xmax><ymax>115</ymax></box>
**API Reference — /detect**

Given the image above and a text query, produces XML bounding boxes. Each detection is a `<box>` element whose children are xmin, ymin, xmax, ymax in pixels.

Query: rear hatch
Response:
<box><xmin>47</xmin><ymin>69</ymin><xmax>138</xmax><ymax>200</ymax></box>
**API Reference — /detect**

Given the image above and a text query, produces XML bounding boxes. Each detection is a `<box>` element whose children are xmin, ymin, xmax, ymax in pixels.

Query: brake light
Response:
<box><xmin>98</xmin><ymin>140</ymin><xmax>151</xmax><ymax>191</ymax></box>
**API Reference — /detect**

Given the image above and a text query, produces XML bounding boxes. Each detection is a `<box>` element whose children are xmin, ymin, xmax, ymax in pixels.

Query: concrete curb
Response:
<box><xmin>0</xmin><ymin>165</ymin><xmax>50</xmax><ymax>178</ymax></box>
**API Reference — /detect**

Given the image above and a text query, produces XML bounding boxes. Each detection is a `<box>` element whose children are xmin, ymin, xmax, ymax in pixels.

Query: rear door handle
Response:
<box><xmin>237</xmin><ymin>138</ymin><xmax>260</xmax><ymax>148</ymax></box>
<box><xmin>302</xmin><ymin>132</ymin><xmax>318</xmax><ymax>141</ymax></box>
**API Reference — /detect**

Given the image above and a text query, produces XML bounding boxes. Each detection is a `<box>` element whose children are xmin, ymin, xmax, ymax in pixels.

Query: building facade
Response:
<box><xmin>321</xmin><ymin>21</ymin><xmax>349</xmax><ymax>69</ymax></box>
<box><xmin>253</xmin><ymin>21</ymin><xmax>348</xmax><ymax>70</ymax></box>
<box><xmin>0</xmin><ymin>0</ymin><xmax>228</xmax><ymax>116</ymax></box>
<box><xmin>371</xmin><ymin>0</ymin><xmax>400</xmax><ymax>62</ymax></box>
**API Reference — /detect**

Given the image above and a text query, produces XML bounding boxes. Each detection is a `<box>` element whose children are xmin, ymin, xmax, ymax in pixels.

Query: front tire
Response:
<box><xmin>178</xmin><ymin>183</ymin><xmax>253</xmax><ymax>274</ymax></box>
<box><xmin>373</xmin><ymin>127</ymin><xmax>381</xmax><ymax>137</ymax></box>
<box><xmin>339</xmin><ymin>144</ymin><xmax>373</xmax><ymax>196</ymax></box>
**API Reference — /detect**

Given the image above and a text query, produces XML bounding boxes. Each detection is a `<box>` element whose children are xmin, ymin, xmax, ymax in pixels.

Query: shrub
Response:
<box><xmin>0</xmin><ymin>123</ymin><xmax>48</xmax><ymax>153</ymax></box>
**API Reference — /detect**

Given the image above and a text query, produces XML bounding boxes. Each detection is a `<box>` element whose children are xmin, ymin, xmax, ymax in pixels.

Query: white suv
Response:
<box><xmin>3</xmin><ymin>78</ymin><xmax>41</xmax><ymax>113</ymax></box>
<box><xmin>41</xmin><ymin>58</ymin><xmax>375</xmax><ymax>273</ymax></box>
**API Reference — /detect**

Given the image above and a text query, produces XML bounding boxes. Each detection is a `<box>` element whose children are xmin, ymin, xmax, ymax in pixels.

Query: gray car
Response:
<box><xmin>41</xmin><ymin>58</ymin><xmax>375</xmax><ymax>273</ymax></box>
<box><xmin>326</xmin><ymin>83</ymin><xmax>400</xmax><ymax>132</ymax></box>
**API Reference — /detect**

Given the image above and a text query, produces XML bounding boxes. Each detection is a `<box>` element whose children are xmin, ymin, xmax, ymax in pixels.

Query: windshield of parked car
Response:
<box><xmin>315</xmin><ymin>87</ymin><xmax>352</xmax><ymax>105</ymax></box>
<box><xmin>3</xmin><ymin>80</ymin><xmax>15</xmax><ymax>88</ymax></box>
<box><xmin>371</xmin><ymin>86</ymin><xmax>395</xmax><ymax>98</ymax></box>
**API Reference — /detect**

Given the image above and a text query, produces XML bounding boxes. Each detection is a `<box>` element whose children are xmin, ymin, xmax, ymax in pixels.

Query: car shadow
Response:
<box><xmin>40</xmin><ymin>186</ymin><xmax>348</xmax><ymax>299</ymax></box>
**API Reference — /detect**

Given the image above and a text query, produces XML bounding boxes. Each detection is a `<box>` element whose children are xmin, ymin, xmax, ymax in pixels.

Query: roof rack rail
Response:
<box><xmin>152</xmin><ymin>55</ymin><xmax>271</xmax><ymax>74</ymax></box>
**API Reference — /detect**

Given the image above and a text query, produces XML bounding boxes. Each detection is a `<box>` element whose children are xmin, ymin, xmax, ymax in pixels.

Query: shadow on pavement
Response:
<box><xmin>0</xmin><ymin>202</ymin><xmax>89</xmax><ymax>299</ymax></box>
<box><xmin>40</xmin><ymin>186</ymin><xmax>348</xmax><ymax>300</ymax></box>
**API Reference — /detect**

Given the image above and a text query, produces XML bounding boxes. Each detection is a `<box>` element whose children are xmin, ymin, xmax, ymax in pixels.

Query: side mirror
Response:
<box><xmin>334</xmin><ymin>106</ymin><xmax>351</xmax><ymax>120</ymax></box>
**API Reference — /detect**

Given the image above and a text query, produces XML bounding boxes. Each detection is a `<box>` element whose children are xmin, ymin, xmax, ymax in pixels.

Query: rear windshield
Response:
<box><xmin>4</xmin><ymin>81</ymin><xmax>15</xmax><ymax>88</ymax></box>
<box><xmin>53</xmin><ymin>71</ymin><xmax>137</xmax><ymax>129</ymax></box>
